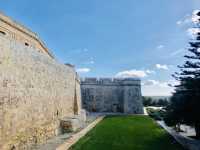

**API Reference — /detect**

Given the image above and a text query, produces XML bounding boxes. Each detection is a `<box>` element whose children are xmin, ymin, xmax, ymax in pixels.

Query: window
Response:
<box><xmin>56</xmin><ymin>110</ymin><xmax>59</xmax><ymax>116</ymax></box>
<box><xmin>25</xmin><ymin>42</ymin><xmax>29</xmax><ymax>46</ymax></box>
<box><xmin>0</xmin><ymin>31</ymin><xmax>6</xmax><ymax>36</ymax></box>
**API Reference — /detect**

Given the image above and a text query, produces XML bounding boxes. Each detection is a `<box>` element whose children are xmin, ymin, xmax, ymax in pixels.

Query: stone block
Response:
<box><xmin>60</xmin><ymin>117</ymin><xmax>82</xmax><ymax>133</ymax></box>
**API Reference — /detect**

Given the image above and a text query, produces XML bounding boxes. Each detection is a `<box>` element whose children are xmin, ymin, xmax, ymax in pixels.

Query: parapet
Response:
<box><xmin>82</xmin><ymin>78</ymin><xmax>98</xmax><ymax>83</ymax></box>
<box><xmin>65</xmin><ymin>63</ymin><xmax>75</xmax><ymax>68</ymax></box>
<box><xmin>0</xmin><ymin>11</ymin><xmax>54</xmax><ymax>58</ymax></box>
<box><xmin>81</xmin><ymin>77</ymin><xmax>141</xmax><ymax>86</ymax></box>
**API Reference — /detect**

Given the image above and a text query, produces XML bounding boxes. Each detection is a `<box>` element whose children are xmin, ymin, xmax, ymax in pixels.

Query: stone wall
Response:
<box><xmin>0</xmin><ymin>12</ymin><xmax>53</xmax><ymax>58</ymax></box>
<box><xmin>81</xmin><ymin>78</ymin><xmax>144</xmax><ymax>114</ymax></box>
<box><xmin>0</xmin><ymin>14</ymin><xmax>82</xmax><ymax>149</ymax></box>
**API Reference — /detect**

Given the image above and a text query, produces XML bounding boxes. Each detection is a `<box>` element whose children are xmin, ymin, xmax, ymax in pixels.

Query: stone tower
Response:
<box><xmin>81</xmin><ymin>78</ymin><xmax>144</xmax><ymax>114</ymax></box>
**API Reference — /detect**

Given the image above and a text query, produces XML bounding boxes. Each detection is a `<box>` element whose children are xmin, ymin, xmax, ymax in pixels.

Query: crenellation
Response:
<box><xmin>81</xmin><ymin>77</ymin><xmax>141</xmax><ymax>86</ymax></box>
<box><xmin>84</xmin><ymin>77</ymin><xmax>98</xmax><ymax>83</ymax></box>
<box><xmin>65</xmin><ymin>63</ymin><xmax>75</xmax><ymax>68</ymax></box>
<box><xmin>99</xmin><ymin>78</ymin><xmax>113</xmax><ymax>83</ymax></box>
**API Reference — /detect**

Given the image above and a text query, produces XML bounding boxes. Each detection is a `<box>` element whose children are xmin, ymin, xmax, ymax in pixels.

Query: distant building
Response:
<box><xmin>81</xmin><ymin>78</ymin><xmax>144</xmax><ymax>114</ymax></box>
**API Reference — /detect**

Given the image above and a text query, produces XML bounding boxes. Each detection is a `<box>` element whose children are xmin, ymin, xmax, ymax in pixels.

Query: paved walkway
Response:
<box><xmin>56</xmin><ymin>116</ymin><xmax>105</xmax><ymax>150</ymax></box>
<box><xmin>179</xmin><ymin>125</ymin><xmax>196</xmax><ymax>137</ymax></box>
<box><xmin>157</xmin><ymin>121</ymin><xmax>200</xmax><ymax>150</ymax></box>
<box><xmin>143</xmin><ymin>107</ymin><xmax>148</xmax><ymax>115</ymax></box>
<box><xmin>32</xmin><ymin>114</ymin><xmax>101</xmax><ymax>150</ymax></box>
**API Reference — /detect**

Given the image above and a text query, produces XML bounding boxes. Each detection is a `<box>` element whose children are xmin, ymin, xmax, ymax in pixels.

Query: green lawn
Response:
<box><xmin>70</xmin><ymin>116</ymin><xmax>184</xmax><ymax>150</ymax></box>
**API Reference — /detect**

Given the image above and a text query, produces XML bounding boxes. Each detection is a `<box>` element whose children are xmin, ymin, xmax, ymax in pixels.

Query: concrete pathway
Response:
<box><xmin>157</xmin><ymin>121</ymin><xmax>200</xmax><ymax>150</ymax></box>
<box><xmin>179</xmin><ymin>125</ymin><xmax>196</xmax><ymax>137</ymax></box>
<box><xmin>143</xmin><ymin>107</ymin><xmax>148</xmax><ymax>115</ymax></box>
<box><xmin>32</xmin><ymin>114</ymin><xmax>101</xmax><ymax>150</ymax></box>
<box><xmin>56</xmin><ymin>116</ymin><xmax>105</xmax><ymax>150</ymax></box>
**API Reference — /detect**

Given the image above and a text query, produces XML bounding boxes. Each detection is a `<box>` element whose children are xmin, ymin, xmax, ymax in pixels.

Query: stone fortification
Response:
<box><xmin>0</xmin><ymin>12</ymin><xmax>84</xmax><ymax>149</ymax></box>
<box><xmin>0</xmin><ymin>12</ymin><xmax>53</xmax><ymax>58</ymax></box>
<box><xmin>81</xmin><ymin>78</ymin><xmax>144</xmax><ymax>114</ymax></box>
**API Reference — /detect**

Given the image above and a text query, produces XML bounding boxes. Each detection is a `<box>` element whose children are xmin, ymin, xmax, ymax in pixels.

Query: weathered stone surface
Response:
<box><xmin>0</xmin><ymin>12</ymin><xmax>84</xmax><ymax>149</ymax></box>
<box><xmin>57</xmin><ymin>116</ymin><xmax>104</xmax><ymax>150</ymax></box>
<box><xmin>60</xmin><ymin>117</ymin><xmax>82</xmax><ymax>133</ymax></box>
<box><xmin>81</xmin><ymin>78</ymin><xmax>144</xmax><ymax>114</ymax></box>
<box><xmin>79</xmin><ymin>109</ymin><xmax>87</xmax><ymax>122</ymax></box>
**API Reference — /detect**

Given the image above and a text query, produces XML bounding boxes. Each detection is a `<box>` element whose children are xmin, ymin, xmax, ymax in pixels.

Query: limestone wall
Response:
<box><xmin>0</xmin><ymin>31</ymin><xmax>81</xmax><ymax>149</ymax></box>
<box><xmin>74</xmin><ymin>75</ymin><xmax>82</xmax><ymax>115</ymax></box>
<box><xmin>0</xmin><ymin>12</ymin><xmax>53</xmax><ymax>58</ymax></box>
<box><xmin>81</xmin><ymin>78</ymin><xmax>144</xmax><ymax>114</ymax></box>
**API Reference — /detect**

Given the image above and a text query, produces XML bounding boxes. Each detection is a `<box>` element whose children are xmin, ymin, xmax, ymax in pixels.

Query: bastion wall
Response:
<box><xmin>0</xmin><ymin>12</ymin><xmax>82</xmax><ymax>149</ymax></box>
<box><xmin>81</xmin><ymin>78</ymin><xmax>144</xmax><ymax>114</ymax></box>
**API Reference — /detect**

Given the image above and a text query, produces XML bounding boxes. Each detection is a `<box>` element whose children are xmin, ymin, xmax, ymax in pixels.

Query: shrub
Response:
<box><xmin>146</xmin><ymin>108</ymin><xmax>166</xmax><ymax>121</ymax></box>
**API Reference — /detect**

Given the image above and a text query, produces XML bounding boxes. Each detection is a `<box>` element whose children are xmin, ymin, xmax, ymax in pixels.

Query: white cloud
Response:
<box><xmin>146</xmin><ymin>70</ymin><xmax>156</xmax><ymax>74</ymax></box>
<box><xmin>187</xmin><ymin>28</ymin><xmax>200</xmax><ymax>37</ymax></box>
<box><xmin>168</xmin><ymin>79</ymin><xmax>180</xmax><ymax>87</ymax></box>
<box><xmin>116</xmin><ymin>70</ymin><xmax>147</xmax><ymax>78</ymax></box>
<box><xmin>142</xmin><ymin>80</ymin><xmax>159</xmax><ymax>86</ymax></box>
<box><xmin>192</xmin><ymin>10</ymin><xmax>200</xmax><ymax>24</ymax></box>
<box><xmin>115</xmin><ymin>69</ymin><xmax>154</xmax><ymax>78</ymax></box>
<box><xmin>155</xmin><ymin>64</ymin><xmax>169</xmax><ymax>70</ymax></box>
<box><xmin>176</xmin><ymin>10</ymin><xmax>200</xmax><ymax>26</ymax></box>
<box><xmin>142</xmin><ymin>80</ymin><xmax>177</xmax><ymax>96</ymax></box>
<box><xmin>176</xmin><ymin>14</ymin><xmax>191</xmax><ymax>26</ymax></box>
<box><xmin>142</xmin><ymin>84</ymin><xmax>173</xmax><ymax>96</ymax></box>
<box><xmin>76</xmin><ymin>68</ymin><xmax>91</xmax><ymax>73</ymax></box>
<box><xmin>157</xmin><ymin>45</ymin><xmax>164</xmax><ymax>49</ymax></box>
<box><xmin>143</xmin><ymin>80</ymin><xmax>168</xmax><ymax>87</ymax></box>
<box><xmin>176</xmin><ymin>20</ymin><xmax>182</xmax><ymax>25</ymax></box>
<box><xmin>185</xmin><ymin>10</ymin><xmax>200</xmax><ymax>37</ymax></box>
<box><xmin>176</xmin><ymin>10</ymin><xmax>200</xmax><ymax>37</ymax></box>
<box><xmin>83</xmin><ymin>57</ymin><xmax>95</xmax><ymax>65</ymax></box>
<box><xmin>89</xmin><ymin>57</ymin><xmax>95</xmax><ymax>64</ymax></box>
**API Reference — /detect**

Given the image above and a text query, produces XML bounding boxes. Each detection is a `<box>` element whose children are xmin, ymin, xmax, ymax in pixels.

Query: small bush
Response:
<box><xmin>142</xmin><ymin>97</ymin><xmax>169</xmax><ymax>107</ymax></box>
<box><xmin>146</xmin><ymin>108</ymin><xmax>166</xmax><ymax>121</ymax></box>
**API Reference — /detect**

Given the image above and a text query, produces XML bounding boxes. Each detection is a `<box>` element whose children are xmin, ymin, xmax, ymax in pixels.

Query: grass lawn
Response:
<box><xmin>70</xmin><ymin>116</ymin><xmax>184</xmax><ymax>150</ymax></box>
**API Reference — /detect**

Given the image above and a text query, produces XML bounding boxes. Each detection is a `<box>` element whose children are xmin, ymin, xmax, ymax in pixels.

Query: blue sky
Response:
<box><xmin>1</xmin><ymin>0</ymin><xmax>200</xmax><ymax>96</ymax></box>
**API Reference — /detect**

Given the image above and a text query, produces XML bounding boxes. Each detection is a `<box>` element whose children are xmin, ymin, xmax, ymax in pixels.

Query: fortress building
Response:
<box><xmin>0</xmin><ymin>12</ymin><xmax>85</xmax><ymax>149</ymax></box>
<box><xmin>81</xmin><ymin>78</ymin><xmax>144</xmax><ymax>114</ymax></box>
<box><xmin>0</xmin><ymin>12</ymin><xmax>144</xmax><ymax>150</ymax></box>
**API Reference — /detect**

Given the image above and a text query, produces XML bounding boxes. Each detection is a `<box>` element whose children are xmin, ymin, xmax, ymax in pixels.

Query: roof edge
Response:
<box><xmin>0</xmin><ymin>11</ymin><xmax>54</xmax><ymax>58</ymax></box>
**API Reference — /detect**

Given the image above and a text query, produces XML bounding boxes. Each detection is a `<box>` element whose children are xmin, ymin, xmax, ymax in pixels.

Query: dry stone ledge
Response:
<box><xmin>57</xmin><ymin>116</ymin><xmax>105</xmax><ymax>150</ymax></box>
<box><xmin>60</xmin><ymin>117</ymin><xmax>85</xmax><ymax>133</ymax></box>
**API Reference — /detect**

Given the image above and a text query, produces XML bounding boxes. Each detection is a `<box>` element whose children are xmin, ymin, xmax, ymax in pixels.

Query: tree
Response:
<box><xmin>142</xmin><ymin>97</ymin><xmax>153</xmax><ymax>106</ymax></box>
<box><xmin>157</xmin><ymin>98</ymin><xmax>169</xmax><ymax>107</ymax></box>
<box><xmin>165</xmin><ymin>10</ymin><xmax>200</xmax><ymax>138</ymax></box>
